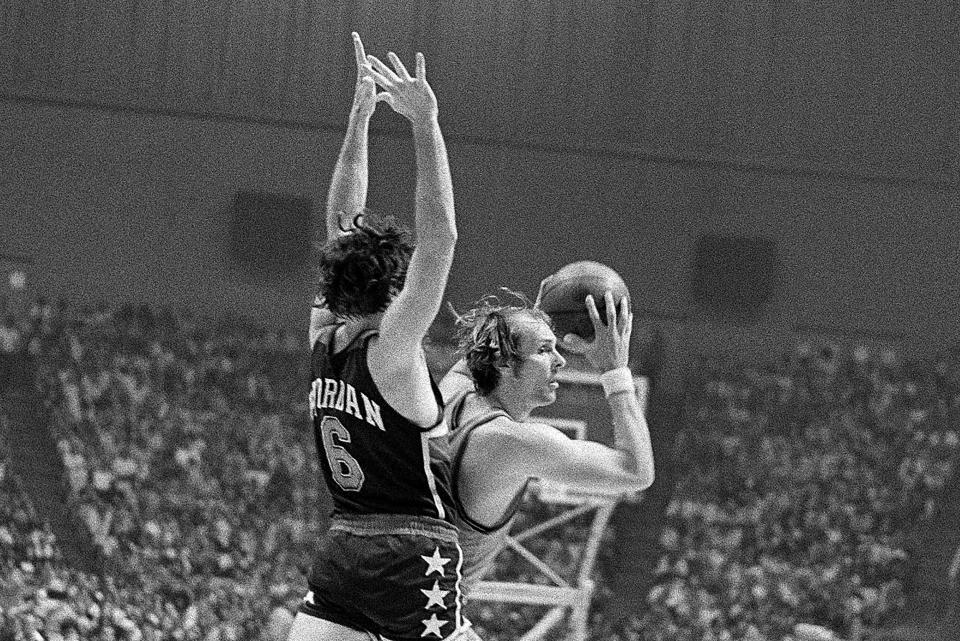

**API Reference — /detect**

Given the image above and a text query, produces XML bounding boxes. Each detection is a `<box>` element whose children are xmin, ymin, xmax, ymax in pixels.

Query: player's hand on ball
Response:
<box><xmin>560</xmin><ymin>291</ymin><xmax>632</xmax><ymax>373</ymax></box>
<box><xmin>365</xmin><ymin>50</ymin><xmax>438</xmax><ymax>125</ymax></box>
<box><xmin>350</xmin><ymin>33</ymin><xmax>378</xmax><ymax>119</ymax></box>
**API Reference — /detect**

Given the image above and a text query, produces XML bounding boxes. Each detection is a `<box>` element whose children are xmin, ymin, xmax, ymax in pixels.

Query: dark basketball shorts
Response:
<box><xmin>299</xmin><ymin>513</ymin><xmax>469</xmax><ymax>641</ymax></box>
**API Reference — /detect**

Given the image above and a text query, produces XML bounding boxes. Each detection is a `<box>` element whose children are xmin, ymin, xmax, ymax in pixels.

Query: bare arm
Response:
<box><xmin>366</xmin><ymin>51</ymin><xmax>457</xmax><ymax>354</ymax></box>
<box><xmin>310</xmin><ymin>33</ymin><xmax>380</xmax><ymax>344</ymax></box>
<box><xmin>325</xmin><ymin>32</ymin><xmax>379</xmax><ymax>239</ymax></box>
<box><xmin>549</xmin><ymin>291</ymin><xmax>655</xmax><ymax>490</ymax></box>
<box><xmin>482</xmin><ymin>418</ymin><xmax>649</xmax><ymax>496</ymax></box>
<box><xmin>601</xmin><ymin>375</ymin><xmax>655</xmax><ymax>487</ymax></box>
<box><xmin>521</xmin><ymin>423</ymin><xmax>652</xmax><ymax>493</ymax></box>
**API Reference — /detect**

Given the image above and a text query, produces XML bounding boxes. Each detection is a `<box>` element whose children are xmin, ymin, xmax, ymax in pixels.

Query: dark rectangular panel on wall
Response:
<box><xmin>692</xmin><ymin>234</ymin><xmax>777</xmax><ymax>319</ymax></box>
<box><xmin>229</xmin><ymin>191</ymin><xmax>313</xmax><ymax>273</ymax></box>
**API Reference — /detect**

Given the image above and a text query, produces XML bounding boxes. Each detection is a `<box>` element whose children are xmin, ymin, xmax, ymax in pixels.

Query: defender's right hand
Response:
<box><xmin>561</xmin><ymin>291</ymin><xmax>632</xmax><ymax>373</ymax></box>
<box><xmin>365</xmin><ymin>51</ymin><xmax>438</xmax><ymax>126</ymax></box>
<box><xmin>350</xmin><ymin>32</ymin><xmax>378</xmax><ymax>119</ymax></box>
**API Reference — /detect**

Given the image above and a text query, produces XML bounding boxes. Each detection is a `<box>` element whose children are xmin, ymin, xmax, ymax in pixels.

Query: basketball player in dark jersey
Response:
<box><xmin>286</xmin><ymin>34</ymin><xmax>468</xmax><ymax>641</ymax></box>
<box><xmin>439</xmin><ymin>290</ymin><xmax>655</xmax><ymax>592</ymax></box>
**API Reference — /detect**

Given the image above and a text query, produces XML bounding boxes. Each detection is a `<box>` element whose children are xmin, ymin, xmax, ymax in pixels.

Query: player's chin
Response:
<box><xmin>537</xmin><ymin>385</ymin><xmax>559</xmax><ymax>405</ymax></box>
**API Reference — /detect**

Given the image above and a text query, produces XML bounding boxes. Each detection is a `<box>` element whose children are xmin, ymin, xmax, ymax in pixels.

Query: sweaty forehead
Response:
<box><xmin>514</xmin><ymin>316</ymin><xmax>556</xmax><ymax>350</ymax></box>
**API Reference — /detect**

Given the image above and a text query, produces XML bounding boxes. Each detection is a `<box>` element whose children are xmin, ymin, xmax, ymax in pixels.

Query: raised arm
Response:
<box><xmin>365</xmin><ymin>51</ymin><xmax>456</xmax><ymax>353</ymax></box>
<box><xmin>536</xmin><ymin>292</ymin><xmax>655</xmax><ymax>492</ymax></box>
<box><xmin>311</xmin><ymin>33</ymin><xmax>381</xmax><ymax>344</ymax></box>
<box><xmin>324</xmin><ymin>32</ymin><xmax>379</xmax><ymax>240</ymax></box>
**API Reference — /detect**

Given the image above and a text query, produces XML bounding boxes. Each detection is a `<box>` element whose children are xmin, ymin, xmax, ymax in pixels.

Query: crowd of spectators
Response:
<box><xmin>0</xmin><ymin>414</ymin><xmax>100</xmax><ymax>641</ymax></box>
<box><xmin>2</xmin><ymin>301</ymin><xmax>313</xmax><ymax>639</ymax></box>
<box><xmin>599</xmin><ymin>345</ymin><xmax>960</xmax><ymax>641</ymax></box>
<box><xmin>1</xmin><ymin>298</ymin><xmax>958</xmax><ymax>641</ymax></box>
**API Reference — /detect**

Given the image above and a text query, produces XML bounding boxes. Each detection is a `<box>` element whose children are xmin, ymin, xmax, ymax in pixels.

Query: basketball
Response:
<box><xmin>537</xmin><ymin>261</ymin><xmax>630</xmax><ymax>341</ymax></box>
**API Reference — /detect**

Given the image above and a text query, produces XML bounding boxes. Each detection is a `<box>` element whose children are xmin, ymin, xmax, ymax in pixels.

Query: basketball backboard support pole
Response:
<box><xmin>470</xmin><ymin>480</ymin><xmax>631</xmax><ymax>641</ymax></box>
<box><xmin>470</xmin><ymin>410</ymin><xmax>643</xmax><ymax>641</ymax></box>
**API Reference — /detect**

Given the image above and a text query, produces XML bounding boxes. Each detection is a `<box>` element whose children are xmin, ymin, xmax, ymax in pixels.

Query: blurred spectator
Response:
<box><xmin>0</xmin><ymin>314</ymin><xmax>22</xmax><ymax>389</ymax></box>
<box><xmin>0</xmin><ymin>315</ymin><xmax>21</xmax><ymax>354</ymax></box>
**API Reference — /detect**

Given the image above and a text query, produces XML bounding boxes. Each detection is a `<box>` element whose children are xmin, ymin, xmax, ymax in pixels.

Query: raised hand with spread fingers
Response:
<box><xmin>561</xmin><ymin>291</ymin><xmax>633</xmax><ymax>374</ymax></box>
<box><xmin>364</xmin><ymin>50</ymin><xmax>438</xmax><ymax>126</ymax></box>
<box><xmin>349</xmin><ymin>32</ymin><xmax>379</xmax><ymax>120</ymax></box>
<box><xmin>316</xmin><ymin>32</ymin><xmax>380</xmax><ymax>245</ymax></box>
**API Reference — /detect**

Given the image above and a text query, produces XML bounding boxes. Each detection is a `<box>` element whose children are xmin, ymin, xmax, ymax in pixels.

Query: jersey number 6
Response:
<box><xmin>319</xmin><ymin>416</ymin><xmax>366</xmax><ymax>492</ymax></box>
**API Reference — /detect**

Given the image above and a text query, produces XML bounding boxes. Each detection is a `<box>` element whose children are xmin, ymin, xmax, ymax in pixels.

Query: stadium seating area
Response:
<box><xmin>1</xmin><ymin>300</ymin><xmax>958</xmax><ymax>641</ymax></box>
<box><xmin>0</xmin><ymin>418</ymin><xmax>97</xmax><ymax>641</ymax></box>
<box><xmin>602</xmin><ymin>346</ymin><xmax>960</xmax><ymax>641</ymax></box>
<box><xmin>2</xmin><ymin>301</ymin><xmax>313</xmax><ymax>640</ymax></box>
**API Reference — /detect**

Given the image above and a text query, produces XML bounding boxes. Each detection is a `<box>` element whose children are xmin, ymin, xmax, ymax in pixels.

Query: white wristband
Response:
<box><xmin>600</xmin><ymin>367</ymin><xmax>634</xmax><ymax>397</ymax></box>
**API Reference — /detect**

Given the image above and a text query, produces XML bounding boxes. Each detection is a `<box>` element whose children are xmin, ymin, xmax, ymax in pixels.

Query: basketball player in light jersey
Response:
<box><xmin>286</xmin><ymin>34</ymin><xmax>468</xmax><ymax>641</ymax></box>
<box><xmin>439</xmin><ymin>289</ymin><xmax>655</xmax><ymax>593</ymax></box>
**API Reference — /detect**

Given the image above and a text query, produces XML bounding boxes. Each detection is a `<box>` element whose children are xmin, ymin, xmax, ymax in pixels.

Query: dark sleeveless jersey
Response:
<box><xmin>445</xmin><ymin>388</ymin><xmax>532</xmax><ymax>590</ymax></box>
<box><xmin>309</xmin><ymin>325</ymin><xmax>455</xmax><ymax>521</ymax></box>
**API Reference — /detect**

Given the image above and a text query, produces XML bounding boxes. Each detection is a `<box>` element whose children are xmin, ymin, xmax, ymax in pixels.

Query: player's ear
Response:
<box><xmin>500</xmin><ymin>362</ymin><xmax>521</xmax><ymax>382</ymax></box>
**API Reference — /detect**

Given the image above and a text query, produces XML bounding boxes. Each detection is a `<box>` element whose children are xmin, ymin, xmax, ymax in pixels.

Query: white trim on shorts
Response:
<box><xmin>452</xmin><ymin>540</ymin><xmax>465</xmax><ymax>631</ymax></box>
<box><xmin>420</xmin><ymin>432</ymin><xmax>446</xmax><ymax>520</ymax></box>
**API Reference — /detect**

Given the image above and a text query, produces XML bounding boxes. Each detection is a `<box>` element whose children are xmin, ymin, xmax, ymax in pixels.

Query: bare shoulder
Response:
<box><xmin>439</xmin><ymin>361</ymin><xmax>473</xmax><ymax>401</ymax></box>
<box><xmin>471</xmin><ymin>416</ymin><xmax>568</xmax><ymax>455</ymax></box>
<box><xmin>465</xmin><ymin>417</ymin><xmax>575</xmax><ymax>482</ymax></box>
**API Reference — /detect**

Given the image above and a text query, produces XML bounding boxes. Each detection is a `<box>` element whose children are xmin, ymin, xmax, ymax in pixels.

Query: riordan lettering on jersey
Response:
<box><xmin>309</xmin><ymin>377</ymin><xmax>385</xmax><ymax>431</ymax></box>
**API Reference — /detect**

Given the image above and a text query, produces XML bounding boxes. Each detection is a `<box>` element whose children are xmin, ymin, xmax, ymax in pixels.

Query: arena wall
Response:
<box><xmin>2</xmin><ymin>0</ymin><xmax>956</xmax><ymax>183</ymax></box>
<box><xmin>3</xmin><ymin>0</ymin><xmax>959</xmax><ymax>385</ymax></box>
<box><xmin>3</xmin><ymin>98</ymin><xmax>958</xmax><ymax>388</ymax></box>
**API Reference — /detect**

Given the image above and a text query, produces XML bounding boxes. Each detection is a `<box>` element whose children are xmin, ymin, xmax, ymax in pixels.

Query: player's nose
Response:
<box><xmin>554</xmin><ymin>349</ymin><xmax>566</xmax><ymax>370</ymax></box>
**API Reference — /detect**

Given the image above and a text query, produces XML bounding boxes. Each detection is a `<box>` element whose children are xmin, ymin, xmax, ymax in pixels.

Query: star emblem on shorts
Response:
<box><xmin>420</xmin><ymin>580</ymin><xmax>449</xmax><ymax>610</ymax></box>
<box><xmin>420</xmin><ymin>613</ymin><xmax>448</xmax><ymax>638</ymax></box>
<box><xmin>421</xmin><ymin>547</ymin><xmax>450</xmax><ymax>577</ymax></box>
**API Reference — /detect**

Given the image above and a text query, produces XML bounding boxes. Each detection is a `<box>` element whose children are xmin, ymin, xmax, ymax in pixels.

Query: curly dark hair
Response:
<box><xmin>316</xmin><ymin>213</ymin><xmax>415</xmax><ymax>318</ymax></box>
<box><xmin>452</xmin><ymin>291</ymin><xmax>553</xmax><ymax>396</ymax></box>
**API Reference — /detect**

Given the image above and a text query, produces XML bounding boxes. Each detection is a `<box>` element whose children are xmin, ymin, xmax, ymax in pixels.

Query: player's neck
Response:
<box><xmin>335</xmin><ymin>312</ymin><xmax>384</xmax><ymax>351</ymax></box>
<box><xmin>486</xmin><ymin>388</ymin><xmax>532</xmax><ymax>422</ymax></box>
<box><xmin>342</xmin><ymin>312</ymin><xmax>384</xmax><ymax>331</ymax></box>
